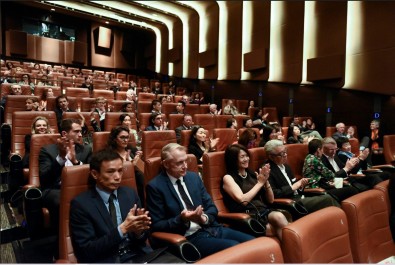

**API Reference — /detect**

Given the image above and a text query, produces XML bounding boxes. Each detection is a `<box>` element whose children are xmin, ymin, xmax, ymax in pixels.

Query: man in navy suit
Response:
<box><xmin>146</xmin><ymin>143</ymin><xmax>254</xmax><ymax>258</ymax></box>
<box><xmin>70</xmin><ymin>149</ymin><xmax>181</xmax><ymax>263</ymax></box>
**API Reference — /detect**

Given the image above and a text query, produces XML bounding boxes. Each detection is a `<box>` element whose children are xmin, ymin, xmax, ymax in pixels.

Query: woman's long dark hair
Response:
<box><xmin>224</xmin><ymin>144</ymin><xmax>250</xmax><ymax>176</ymax></box>
<box><xmin>189</xmin><ymin>125</ymin><xmax>202</xmax><ymax>146</ymax></box>
<box><xmin>107</xmin><ymin>126</ymin><xmax>130</xmax><ymax>150</ymax></box>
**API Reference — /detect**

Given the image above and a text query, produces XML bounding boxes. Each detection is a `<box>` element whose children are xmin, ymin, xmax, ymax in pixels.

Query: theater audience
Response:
<box><xmin>146</xmin><ymin>143</ymin><xmax>254</xmax><ymax>258</ymax></box>
<box><xmin>332</xmin><ymin>122</ymin><xmax>347</xmax><ymax>140</ymax></box>
<box><xmin>191</xmin><ymin>93</ymin><xmax>204</xmax><ymax>105</ymax></box>
<box><xmin>70</xmin><ymin>149</ymin><xmax>182</xmax><ymax>263</ymax></box>
<box><xmin>209</xmin><ymin>104</ymin><xmax>221</xmax><ymax>115</ymax></box>
<box><xmin>145</xmin><ymin>113</ymin><xmax>168</xmax><ymax>131</ymax></box>
<box><xmin>39</xmin><ymin>118</ymin><xmax>92</xmax><ymax>234</ymax></box>
<box><xmin>175</xmin><ymin>114</ymin><xmax>194</xmax><ymax>143</ymax></box>
<box><xmin>22</xmin><ymin>116</ymin><xmax>53</xmax><ymax>168</ymax></box>
<box><xmin>238</xmin><ymin>129</ymin><xmax>257</xmax><ymax>149</ymax></box>
<box><xmin>290</xmin><ymin>116</ymin><xmax>322</xmax><ymax>139</ymax></box>
<box><xmin>93</xmin><ymin>97</ymin><xmax>107</xmax><ymax>131</ymax></box>
<box><xmin>263</xmin><ymin>140</ymin><xmax>339</xmax><ymax>213</ymax></box>
<box><xmin>223</xmin><ymin>99</ymin><xmax>240</xmax><ymax>116</ymax></box>
<box><xmin>119</xmin><ymin>113</ymin><xmax>139</xmax><ymax>145</ymax></box>
<box><xmin>25</xmin><ymin>97</ymin><xmax>40</xmax><ymax>111</ymax></box>
<box><xmin>39</xmin><ymin>87</ymin><xmax>54</xmax><ymax>111</ymax></box>
<box><xmin>106</xmin><ymin>126</ymin><xmax>145</xmax><ymax>205</ymax></box>
<box><xmin>188</xmin><ymin>126</ymin><xmax>219</xmax><ymax>164</ymax></box>
<box><xmin>302</xmin><ymin>138</ymin><xmax>359</xmax><ymax>203</ymax></box>
<box><xmin>126</xmin><ymin>81</ymin><xmax>137</xmax><ymax>101</ymax></box>
<box><xmin>222</xmin><ymin>144</ymin><xmax>289</xmax><ymax>240</ymax></box>
<box><xmin>54</xmin><ymin>95</ymin><xmax>74</xmax><ymax>131</ymax></box>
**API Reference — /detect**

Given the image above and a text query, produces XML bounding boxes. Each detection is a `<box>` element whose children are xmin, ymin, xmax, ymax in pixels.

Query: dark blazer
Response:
<box><xmin>39</xmin><ymin>143</ymin><xmax>92</xmax><ymax>191</ymax></box>
<box><xmin>321</xmin><ymin>155</ymin><xmax>348</xmax><ymax>178</ymax></box>
<box><xmin>144</xmin><ymin>125</ymin><xmax>158</xmax><ymax>131</ymax></box>
<box><xmin>268</xmin><ymin>160</ymin><xmax>300</xmax><ymax>199</ymax></box>
<box><xmin>54</xmin><ymin>108</ymin><xmax>74</xmax><ymax>131</ymax></box>
<box><xmin>188</xmin><ymin>142</ymin><xmax>204</xmax><ymax>164</ymax></box>
<box><xmin>70</xmin><ymin>186</ymin><xmax>147</xmax><ymax>263</ymax></box>
<box><xmin>332</xmin><ymin>131</ymin><xmax>347</xmax><ymax>140</ymax></box>
<box><xmin>146</xmin><ymin>171</ymin><xmax>218</xmax><ymax>236</ymax></box>
<box><xmin>175</xmin><ymin>125</ymin><xmax>190</xmax><ymax>143</ymax></box>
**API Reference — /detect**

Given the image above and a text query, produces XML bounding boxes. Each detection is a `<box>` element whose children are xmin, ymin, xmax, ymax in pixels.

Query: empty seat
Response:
<box><xmin>282</xmin><ymin>206</ymin><xmax>353</xmax><ymax>263</ymax></box>
<box><xmin>137</xmin><ymin>101</ymin><xmax>152</xmax><ymax>114</ymax></box>
<box><xmin>383</xmin><ymin>135</ymin><xmax>395</xmax><ymax>165</ymax></box>
<box><xmin>161</xmin><ymin>102</ymin><xmax>178</xmax><ymax>116</ymax></box>
<box><xmin>80</xmin><ymin>98</ymin><xmax>97</xmax><ymax>112</ymax></box>
<box><xmin>184</xmin><ymin>104</ymin><xmax>200</xmax><ymax>117</ymax></box>
<box><xmin>141</xmin><ymin>131</ymin><xmax>176</xmax><ymax>161</ymax></box>
<box><xmin>138</xmin><ymin>92</ymin><xmax>156</xmax><ymax>102</ymax></box>
<box><xmin>342</xmin><ymin>190</ymin><xmax>395</xmax><ymax>263</ymax></box>
<box><xmin>199</xmin><ymin>104</ymin><xmax>210</xmax><ymax>114</ymax></box>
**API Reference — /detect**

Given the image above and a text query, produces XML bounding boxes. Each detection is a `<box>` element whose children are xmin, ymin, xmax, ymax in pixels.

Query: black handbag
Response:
<box><xmin>237</xmin><ymin>201</ymin><xmax>267</xmax><ymax>237</ymax></box>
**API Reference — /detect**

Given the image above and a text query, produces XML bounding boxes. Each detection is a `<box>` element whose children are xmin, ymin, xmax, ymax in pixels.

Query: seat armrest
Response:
<box><xmin>303</xmin><ymin>188</ymin><xmax>327</xmax><ymax>196</ymax></box>
<box><xmin>272</xmin><ymin>198</ymin><xmax>294</xmax><ymax>204</ymax></box>
<box><xmin>349</xmin><ymin>173</ymin><xmax>366</xmax><ymax>178</ymax></box>
<box><xmin>151</xmin><ymin>232</ymin><xmax>187</xmax><ymax>245</ymax></box>
<box><xmin>371</xmin><ymin>164</ymin><xmax>395</xmax><ymax>172</ymax></box>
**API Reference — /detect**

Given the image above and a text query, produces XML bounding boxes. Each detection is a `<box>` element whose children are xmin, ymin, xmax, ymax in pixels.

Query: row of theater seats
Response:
<box><xmin>56</xmin><ymin>151</ymin><xmax>394</xmax><ymax>263</ymax></box>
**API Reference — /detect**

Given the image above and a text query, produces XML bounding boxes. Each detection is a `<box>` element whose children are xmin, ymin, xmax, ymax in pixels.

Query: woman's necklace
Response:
<box><xmin>238</xmin><ymin>171</ymin><xmax>247</xmax><ymax>179</ymax></box>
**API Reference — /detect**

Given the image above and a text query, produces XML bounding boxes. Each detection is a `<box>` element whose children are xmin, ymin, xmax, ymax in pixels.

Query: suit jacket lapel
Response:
<box><xmin>183</xmin><ymin>174</ymin><xmax>199</xmax><ymax>206</ymax></box>
<box><xmin>91</xmin><ymin>189</ymin><xmax>114</xmax><ymax>229</ymax></box>
<box><xmin>162</xmin><ymin>173</ymin><xmax>185</xmax><ymax>211</ymax></box>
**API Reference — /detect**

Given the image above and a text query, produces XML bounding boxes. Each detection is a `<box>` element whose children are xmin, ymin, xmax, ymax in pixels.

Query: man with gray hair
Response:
<box><xmin>209</xmin><ymin>104</ymin><xmax>221</xmax><ymax>115</ymax></box>
<box><xmin>332</xmin><ymin>122</ymin><xmax>347</xmax><ymax>140</ymax></box>
<box><xmin>146</xmin><ymin>143</ymin><xmax>254</xmax><ymax>258</ymax></box>
<box><xmin>264</xmin><ymin>140</ymin><xmax>339</xmax><ymax>213</ymax></box>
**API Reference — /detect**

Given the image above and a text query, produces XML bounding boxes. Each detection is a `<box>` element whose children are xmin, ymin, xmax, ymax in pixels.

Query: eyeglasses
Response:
<box><xmin>272</xmin><ymin>150</ymin><xmax>287</xmax><ymax>157</ymax></box>
<box><xmin>118</xmin><ymin>136</ymin><xmax>129</xmax><ymax>141</ymax></box>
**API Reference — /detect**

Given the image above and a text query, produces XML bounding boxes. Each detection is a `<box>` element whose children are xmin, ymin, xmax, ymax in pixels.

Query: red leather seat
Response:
<box><xmin>58</xmin><ymin>162</ymin><xmax>136</xmax><ymax>263</ymax></box>
<box><xmin>199</xmin><ymin>104</ymin><xmax>210</xmax><ymax>114</ymax></box>
<box><xmin>168</xmin><ymin>114</ymin><xmax>184</xmax><ymax>130</ymax></box>
<box><xmin>238</xmin><ymin>128</ymin><xmax>261</xmax><ymax>145</ymax></box>
<box><xmin>180</xmin><ymin>130</ymin><xmax>193</xmax><ymax>149</ymax></box>
<box><xmin>161</xmin><ymin>102</ymin><xmax>178</xmax><ymax>116</ymax></box>
<box><xmin>236</xmin><ymin>99</ymin><xmax>249</xmax><ymax>115</ymax></box>
<box><xmin>112</xmin><ymin>100</ymin><xmax>135</xmax><ymax>112</ymax></box>
<box><xmin>285</xmin><ymin>143</ymin><xmax>308</xmax><ymax>180</ymax></box>
<box><xmin>138</xmin><ymin>92</ymin><xmax>156</xmax><ymax>102</ymax></box>
<box><xmin>184</xmin><ymin>104</ymin><xmax>200</xmax><ymax>117</ymax></box>
<box><xmin>137</xmin><ymin>101</ymin><xmax>152</xmax><ymax>114</ymax></box>
<box><xmin>193</xmin><ymin>114</ymin><xmax>215</xmax><ymax>136</ymax></box>
<box><xmin>383</xmin><ymin>135</ymin><xmax>395</xmax><ymax>165</ymax></box>
<box><xmin>212</xmin><ymin>128</ymin><xmax>237</xmax><ymax>151</ymax></box>
<box><xmin>197</xmin><ymin>237</ymin><xmax>283</xmax><ymax>264</ymax></box>
<box><xmin>65</xmin><ymin>87</ymin><xmax>89</xmax><ymax>99</ymax></box>
<box><xmin>4</xmin><ymin>95</ymin><xmax>40</xmax><ymax>125</ymax></box>
<box><xmin>92</xmin><ymin>89</ymin><xmax>114</xmax><ymax>101</ymax></box>
<box><xmin>62</xmin><ymin>112</ymin><xmax>100</xmax><ymax>134</ymax></box>
<box><xmin>34</xmin><ymin>86</ymin><xmax>61</xmax><ymax>99</ymax></box>
<box><xmin>282</xmin><ymin>206</ymin><xmax>353</xmax><ymax>263</ymax></box>
<box><xmin>342</xmin><ymin>189</ymin><xmax>395</xmax><ymax>263</ymax></box>
<box><xmin>141</xmin><ymin>131</ymin><xmax>176</xmax><ymax>161</ymax></box>
<box><xmin>215</xmin><ymin>114</ymin><xmax>233</xmax><ymax>128</ymax></box>
<box><xmin>114</xmin><ymin>91</ymin><xmax>127</xmax><ymax>100</ymax></box>
<box><xmin>104</xmin><ymin>112</ymin><xmax>137</xmax><ymax>131</ymax></box>
<box><xmin>263</xmin><ymin>107</ymin><xmax>279</xmax><ymax>124</ymax></box>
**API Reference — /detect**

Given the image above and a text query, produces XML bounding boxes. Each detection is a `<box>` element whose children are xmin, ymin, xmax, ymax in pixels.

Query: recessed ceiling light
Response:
<box><xmin>152</xmin><ymin>13</ymin><xmax>158</xmax><ymax>17</ymax></box>
<box><xmin>105</xmin><ymin>21</ymin><xmax>109</xmax><ymax>24</ymax></box>
<box><xmin>50</xmin><ymin>8</ymin><xmax>55</xmax><ymax>11</ymax></box>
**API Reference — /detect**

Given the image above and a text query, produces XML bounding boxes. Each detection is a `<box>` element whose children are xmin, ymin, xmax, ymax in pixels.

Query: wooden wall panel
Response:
<box><xmin>36</xmin><ymin>37</ymin><xmax>65</xmax><ymax>63</ymax></box>
<box><xmin>201</xmin><ymin>2</ymin><xmax>219</xmax><ymax>80</ymax></box>
<box><xmin>243</xmin><ymin>1</ymin><xmax>271</xmax><ymax>81</ymax></box>
<box><xmin>171</xmin><ymin>20</ymin><xmax>183</xmax><ymax>77</ymax></box>
<box><xmin>346</xmin><ymin>2</ymin><xmax>395</xmax><ymax>95</ymax></box>
<box><xmin>306</xmin><ymin>2</ymin><xmax>347</xmax><ymax>87</ymax></box>
<box><xmin>187</xmin><ymin>11</ymin><xmax>200</xmax><ymax>79</ymax></box>
<box><xmin>27</xmin><ymin>35</ymin><xmax>36</xmax><ymax>60</ymax></box>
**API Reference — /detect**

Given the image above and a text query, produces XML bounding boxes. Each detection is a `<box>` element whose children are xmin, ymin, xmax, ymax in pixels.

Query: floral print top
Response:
<box><xmin>302</xmin><ymin>154</ymin><xmax>335</xmax><ymax>188</ymax></box>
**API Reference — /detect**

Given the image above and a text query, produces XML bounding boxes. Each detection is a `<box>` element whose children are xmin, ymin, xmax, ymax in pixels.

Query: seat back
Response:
<box><xmin>168</xmin><ymin>114</ymin><xmax>184</xmax><ymax>130</ymax></box>
<box><xmin>235</xmin><ymin>100</ymin><xmax>249</xmax><ymax>115</ymax></box>
<box><xmin>383</xmin><ymin>135</ymin><xmax>395</xmax><ymax>165</ymax></box>
<box><xmin>342</xmin><ymin>189</ymin><xmax>395</xmax><ymax>263</ymax></box>
<box><xmin>213</xmin><ymin>128</ymin><xmax>237</xmax><ymax>151</ymax></box>
<box><xmin>104</xmin><ymin>112</ymin><xmax>137</xmax><ymax>131</ymax></box>
<box><xmin>202</xmin><ymin>151</ymin><xmax>227</xmax><ymax>213</ymax></box>
<box><xmin>92</xmin><ymin>89</ymin><xmax>114</xmax><ymax>101</ymax></box>
<box><xmin>199</xmin><ymin>104</ymin><xmax>210</xmax><ymax>114</ymax></box>
<box><xmin>161</xmin><ymin>102</ymin><xmax>178</xmax><ymax>116</ymax></box>
<box><xmin>248</xmin><ymin>147</ymin><xmax>268</xmax><ymax>172</ymax></box>
<box><xmin>137</xmin><ymin>101</ymin><xmax>152</xmax><ymax>114</ymax></box>
<box><xmin>62</xmin><ymin>112</ymin><xmax>100</xmax><ymax>133</ymax></box>
<box><xmin>248</xmin><ymin>107</ymin><xmax>259</xmax><ymax>119</ymax></box>
<box><xmin>221</xmin><ymin>99</ymin><xmax>236</xmax><ymax>113</ymax></box>
<box><xmin>80</xmin><ymin>98</ymin><xmax>96</xmax><ymax>112</ymax></box>
<box><xmin>184</xmin><ymin>104</ymin><xmax>200</xmax><ymax>117</ymax></box>
<box><xmin>263</xmin><ymin>107</ymin><xmax>279</xmax><ymax>124</ymax></box>
<box><xmin>215</xmin><ymin>114</ymin><xmax>233</xmax><ymax>129</ymax></box>
<box><xmin>197</xmin><ymin>237</ymin><xmax>283</xmax><ymax>264</ymax></box>
<box><xmin>282</xmin><ymin>206</ymin><xmax>353</xmax><ymax>263</ymax></box>
<box><xmin>138</xmin><ymin>92</ymin><xmax>155</xmax><ymax>102</ymax></box>
<box><xmin>326</xmin><ymin>126</ymin><xmax>337</xmax><ymax>137</ymax></box>
<box><xmin>194</xmin><ymin>114</ymin><xmax>216</xmax><ymax>136</ymax></box>
<box><xmin>12</xmin><ymin>111</ymin><xmax>58</xmax><ymax>157</ymax></box>
<box><xmin>233</xmin><ymin>114</ymin><xmax>250</xmax><ymax>131</ymax></box>
<box><xmin>65</xmin><ymin>87</ymin><xmax>90</xmax><ymax>100</ymax></box>
<box><xmin>114</xmin><ymin>91</ymin><xmax>127</xmax><ymax>100</ymax></box>
<box><xmin>1</xmin><ymin>83</ymin><xmax>31</xmax><ymax>99</ymax></box>
<box><xmin>112</xmin><ymin>100</ymin><xmax>135</xmax><ymax>112</ymax></box>
<box><xmin>349</xmin><ymin>138</ymin><xmax>360</xmax><ymax>156</ymax></box>
<box><xmin>374</xmin><ymin>180</ymin><xmax>391</xmax><ymax>213</ymax></box>
<box><xmin>141</xmin><ymin>131</ymin><xmax>177</xmax><ymax>161</ymax></box>
<box><xmin>4</xmin><ymin>95</ymin><xmax>39</xmax><ymax>125</ymax></box>
<box><xmin>180</xmin><ymin>130</ymin><xmax>193</xmax><ymax>149</ymax></box>
<box><xmin>92</xmin><ymin>132</ymin><xmax>110</xmax><ymax>152</ymax></box>
<box><xmin>285</xmin><ymin>144</ymin><xmax>308</xmax><ymax>180</ymax></box>
<box><xmin>58</xmin><ymin>162</ymin><xmax>136</xmax><ymax>263</ymax></box>
<box><xmin>29</xmin><ymin>134</ymin><xmax>61</xmax><ymax>187</ymax></box>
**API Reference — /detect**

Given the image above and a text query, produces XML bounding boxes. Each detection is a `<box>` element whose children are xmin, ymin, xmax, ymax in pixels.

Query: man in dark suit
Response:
<box><xmin>145</xmin><ymin>113</ymin><xmax>168</xmax><ymax>131</ymax></box>
<box><xmin>175</xmin><ymin>114</ymin><xmax>193</xmax><ymax>143</ymax></box>
<box><xmin>264</xmin><ymin>140</ymin><xmax>339</xmax><ymax>213</ymax></box>
<box><xmin>332</xmin><ymin>122</ymin><xmax>347</xmax><ymax>140</ymax></box>
<box><xmin>39</xmin><ymin>118</ymin><xmax>92</xmax><ymax>230</ymax></box>
<box><xmin>54</xmin><ymin>95</ymin><xmax>74</xmax><ymax>132</ymax></box>
<box><xmin>321</xmin><ymin>137</ymin><xmax>383</xmax><ymax>191</ymax></box>
<box><xmin>70</xmin><ymin>149</ymin><xmax>181</xmax><ymax>263</ymax></box>
<box><xmin>146</xmin><ymin>143</ymin><xmax>254</xmax><ymax>258</ymax></box>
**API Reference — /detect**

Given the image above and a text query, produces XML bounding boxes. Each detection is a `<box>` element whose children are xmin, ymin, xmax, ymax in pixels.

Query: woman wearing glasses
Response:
<box><xmin>222</xmin><ymin>144</ymin><xmax>288</xmax><ymax>240</ymax></box>
<box><xmin>107</xmin><ymin>126</ymin><xmax>145</xmax><ymax>205</ymax></box>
